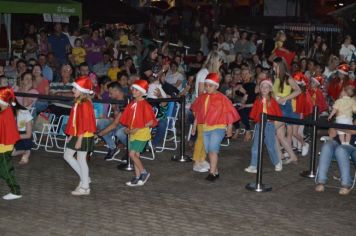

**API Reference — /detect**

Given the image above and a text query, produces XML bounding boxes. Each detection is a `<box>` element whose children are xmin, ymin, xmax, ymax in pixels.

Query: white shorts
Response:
<box><xmin>336</xmin><ymin>116</ymin><xmax>352</xmax><ymax>135</ymax></box>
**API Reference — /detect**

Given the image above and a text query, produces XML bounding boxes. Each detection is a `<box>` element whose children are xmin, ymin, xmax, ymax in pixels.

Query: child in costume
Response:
<box><xmin>328</xmin><ymin>85</ymin><xmax>356</xmax><ymax>145</ymax></box>
<box><xmin>245</xmin><ymin>79</ymin><xmax>283</xmax><ymax>173</ymax></box>
<box><xmin>191</xmin><ymin>73</ymin><xmax>240</xmax><ymax>181</ymax></box>
<box><xmin>328</xmin><ymin>64</ymin><xmax>353</xmax><ymax>101</ymax></box>
<box><xmin>120</xmin><ymin>79</ymin><xmax>158</xmax><ymax>187</ymax></box>
<box><xmin>309</xmin><ymin>75</ymin><xmax>328</xmax><ymax>114</ymax></box>
<box><xmin>0</xmin><ymin>87</ymin><xmax>22</xmax><ymax>200</ymax></box>
<box><xmin>64</xmin><ymin>76</ymin><xmax>96</xmax><ymax>196</ymax></box>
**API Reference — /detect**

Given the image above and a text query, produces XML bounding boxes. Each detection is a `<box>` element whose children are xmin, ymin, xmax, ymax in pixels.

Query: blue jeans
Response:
<box><xmin>203</xmin><ymin>128</ymin><xmax>226</xmax><ymax>153</ymax></box>
<box><xmin>316</xmin><ymin>140</ymin><xmax>356</xmax><ymax>187</ymax></box>
<box><xmin>97</xmin><ymin>119</ymin><xmax>127</xmax><ymax>150</ymax></box>
<box><xmin>250</xmin><ymin>122</ymin><xmax>280</xmax><ymax>167</ymax></box>
<box><xmin>152</xmin><ymin>119</ymin><xmax>168</xmax><ymax>146</ymax></box>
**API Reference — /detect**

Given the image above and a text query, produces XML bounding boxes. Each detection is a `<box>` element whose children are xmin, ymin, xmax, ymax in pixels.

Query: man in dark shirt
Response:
<box><xmin>48</xmin><ymin>23</ymin><xmax>71</xmax><ymax>65</ymax></box>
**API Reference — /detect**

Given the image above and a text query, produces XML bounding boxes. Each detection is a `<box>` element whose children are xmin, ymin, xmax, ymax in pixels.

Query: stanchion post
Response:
<box><xmin>246</xmin><ymin>113</ymin><xmax>272</xmax><ymax>192</ymax></box>
<box><xmin>300</xmin><ymin>106</ymin><xmax>318</xmax><ymax>178</ymax></box>
<box><xmin>172</xmin><ymin>95</ymin><xmax>191</xmax><ymax>162</ymax></box>
<box><xmin>117</xmin><ymin>134</ymin><xmax>134</xmax><ymax>171</ymax></box>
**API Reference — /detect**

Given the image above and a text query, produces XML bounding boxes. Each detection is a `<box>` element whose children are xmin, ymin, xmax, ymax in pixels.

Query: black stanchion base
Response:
<box><xmin>117</xmin><ymin>162</ymin><xmax>134</xmax><ymax>171</ymax></box>
<box><xmin>245</xmin><ymin>183</ymin><xmax>272</xmax><ymax>192</ymax></box>
<box><xmin>171</xmin><ymin>155</ymin><xmax>192</xmax><ymax>162</ymax></box>
<box><xmin>300</xmin><ymin>170</ymin><xmax>316</xmax><ymax>178</ymax></box>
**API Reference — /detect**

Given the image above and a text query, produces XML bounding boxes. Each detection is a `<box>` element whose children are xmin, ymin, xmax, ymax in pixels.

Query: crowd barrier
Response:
<box><xmin>15</xmin><ymin>92</ymin><xmax>192</xmax><ymax>171</ymax></box>
<box><xmin>246</xmin><ymin>106</ymin><xmax>356</xmax><ymax>192</ymax></box>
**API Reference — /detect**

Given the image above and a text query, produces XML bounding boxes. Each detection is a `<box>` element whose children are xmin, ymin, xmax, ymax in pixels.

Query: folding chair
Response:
<box><xmin>43</xmin><ymin>115</ymin><xmax>69</xmax><ymax>153</ymax></box>
<box><xmin>32</xmin><ymin>112</ymin><xmax>57</xmax><ymax>150</ymax></box>
<box><xmin>156</xmin><ymin>102</ymin><xmax>180</xmax><ymax>152</ymax></box>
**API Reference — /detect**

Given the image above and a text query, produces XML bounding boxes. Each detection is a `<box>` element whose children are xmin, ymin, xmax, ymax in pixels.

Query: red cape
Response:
<box><xmin>327</xmin><ymin>78</ymin><xmax>353</xmax><ymax>101</ymax></box>
<box><xmin>275</xmin><ymin>48</ymin><xmax>296</xmax><ymax>69</ymax></box>
<box><xmin>0</xmin><ymin>107</ymin><xmax>20</xmax><ymax>145</ymax></box>
<box><xmin>65</xmin><ymin>100</ymin><xmax>96</xmax><ymax>136</ymax></box>
<box><xmin>191</xmin><ymin>92</ymin><xmax>240</xmax><ymax>125</ymax></box>
<box><xmin>295</xmin><ymin>92</ymin><xmax>314</xmax><ymax>118</ymax></box>
<box><xmin>120</xmin><ymin>99</ymin><xmax>158</xmax><ymax>128</ymax></box>
<box><xmin>249</xmin><ymin>97</ymin><xmax>282</xmax><ymax>123</ymax></box>
<box><xmin>309</xmin><ymin>88</ymin><xmax>328</xmax><ymax>113</ymax></box>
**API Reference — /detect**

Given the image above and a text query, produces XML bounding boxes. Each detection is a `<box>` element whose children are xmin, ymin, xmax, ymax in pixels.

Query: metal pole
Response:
<box><xmin>246</xmin><ymin>113</ymin><xmax>272</xmax><ymax>192</ymax></box>
<box><xmin>172</xmin><ymin>96</ymin><xmax>191</xmax><ymax>162</ymax></box>
<box><xmin>300</xmin><ymin>106</ymin><xmax>318</xmax><ymax>178</ymax></box>
<box><xmin>117</xmin><ymin>134</ymin><xmax>134</xmax><ymax>171</ymax></box>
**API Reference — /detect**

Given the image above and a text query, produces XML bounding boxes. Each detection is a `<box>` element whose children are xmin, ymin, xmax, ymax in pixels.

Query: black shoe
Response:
<box><xmin>206</xmin><ymin>173</ymin><xmax>219</xmax><ymax>182</ymax></box>
<box><xmin>105</xmin><ymin>147</ymin><xmax>120</xmax><ymax>160</ymax></box>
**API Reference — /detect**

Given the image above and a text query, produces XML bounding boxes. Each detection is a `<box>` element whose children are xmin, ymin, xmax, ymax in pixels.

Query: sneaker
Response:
<box><xmin>126</xmin><ymin>177</ymin><xmax>143</xmax><ymax>187</ymax></box>
<box><xmin>315</xmin><ymin>184</ymin><xmax>325</xmax><ymax>192</ymax></box>
<box><xmin>302</xmin><ymin>143</ymin><xmax>309</xmax><ymax>156</ymax></box>
<box><xmin>71</xmin><ymin>187</ymin><xmax>90</xmax><ymax>196</ymax></box>
<box><xmin>244</xmin><ymin>166</ymin><xmax>257</xmax><ymax>173</ymax></box>
<box><xmin>339</xmin><ymin>187</ymin><xmax>351</xmax><ymax>195</ymax></box>
<box><xmin>76</xmin><ymin>178</ymin><xmax>92</xmax><ymax>191</ymax></box>
<box><xmin>275</xmin><ymin>162</ymin><xmax>283</xmax><ymax>172</ymax></box>
<box><xmin>139</xmin><ymin>172</ymin><xmax>150</xmax><ymax>185</ymax></box>
<box><xmin>201</xmin><ymin>160</ymin><xmax>210</xmax><ymax>170</ymax></box>
<box><xmin>2</xmin><ymin>193</ymin><xmax>22</xmax><ymax>200</ymax></box>
<box><xmin>283</xmin><ymin>151</ymin><xmax>290</xmax><ymax>158</ymax></box>
<box><xmin>206</xmin><ymin>173</ymin><xmax>219</xmax><ymax>181</ymax></box>
<box><xmin>105</xmin><ymin>147</ymin><xmax>120</xmax><ymax>161</ymax></box>
<box><xmin>193</xmin><ymin>163</ymin><xmax>209</xmax><ymax>173</ymax></box>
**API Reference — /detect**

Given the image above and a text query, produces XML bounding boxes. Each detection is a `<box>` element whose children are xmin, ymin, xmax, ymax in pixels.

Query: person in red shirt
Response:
<box><xmin>328</xmin><ymin>64</ymin><xmax>353</xmax><ymax>101</ymax></box>
<box><xmin>120</xmin><ymin>79</ymin><xmax>158</xmax><ymax>187</ymax></box>
<box><xmin>309</xmin><ymin>75</ymin><xmax>328</xmax><ymax>114</ymax></box>
<box><xmin>0</xmin><ymin>87</ymin><xmax>22</xmax><ymax>200</ymax></box>
<box><xmin>64</xmin><ymin>76</ymin><xmax>96</xmax><ymax>196</ymax></box>
<box><xmin>191</xmin><ymin>73</ymin><xmax>240</xmax><ymax>181</ymax></box>
<box><xmin>245</xmin><ymin>79</ymin><xmax>283</xmax><ymax>173</ymax></box>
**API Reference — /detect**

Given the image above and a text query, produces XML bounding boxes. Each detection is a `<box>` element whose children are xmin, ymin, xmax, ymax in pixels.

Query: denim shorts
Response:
<box><xmin>203</xmin><ymin>128</ymin><xmax>226</xmax><ymax>153</ymax></box>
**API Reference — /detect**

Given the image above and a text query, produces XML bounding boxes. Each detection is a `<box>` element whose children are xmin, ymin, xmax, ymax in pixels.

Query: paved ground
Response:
<box><xmin>0</xmin><ymin>136</ymin><xmax>355</xmax><ymax>236</ymax></box>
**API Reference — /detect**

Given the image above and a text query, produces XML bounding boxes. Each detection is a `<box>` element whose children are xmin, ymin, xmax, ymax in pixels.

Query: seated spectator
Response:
<box><xmin>117</xmin><ymin>72</ymin><xmax>130</xmax><ymax>96</ymax></box>
<box><xmin>96</xmin><ymin>82</ymin><xmax>127</xmax><ymax>160</ymax></box>
<box><xmin>23</xmin><ymin>36</ymin><xmax>38</xmax><ymax>61</ymax></box>
<box><xmin>32</xmin><ymin>64</ymin><xmax>49</xmax><ymax>113</ymax></box>
<box><xmin>0</xmin><ymin>75</ymin><xmax>8</xmax><ymax>87</ymax></box>
<box><xmin>165</xmin><ymin>61</ymin><xmax>184</xmax><ymax>91</ymax></box>
<box><xmin>121</xmin><ymin>57</ymin><xmax>137</xmax><ymax>76</ymax></box>
<box><xmin>4</xmin><ymin>56</ymin><xmax>18</xmax><ymax>84</ymax></box>
<box><xmin>315</xmin><ymin>128</ymin><xmax>356</xmax><ymax>195</ymax></box>
<box><xmin>72</xmin><ymin>38</ymin><xmax>86</xmax><ymax>66</ymax></box>
<box><xmin>93</xmin><ymin>52</ymin><xmax>111</xmax><ymax>77</ymax></box>
<box><xmin>13</xmin><ymin>71</ymin><xmax>38</xmax><ymax>109</ymax></box>
<box><xmin>38</xmin><ymin>54</ymin><xmax>53</xmax><ymax>82</ymax></box>
<box><xmin>108</xmin><ymin>59</ymin><xmax>121</xmax><ymax>81</ymax></box>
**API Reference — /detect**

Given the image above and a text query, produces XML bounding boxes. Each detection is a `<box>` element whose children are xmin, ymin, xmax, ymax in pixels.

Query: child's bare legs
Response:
<box><xmin>208</xmin><ymin>152</ymin><xmax>218</xmax><ymax>174</ymax></box>
<box><xmin>12</xmin><ymin>149</ymin><xmax>30</xmax><ymax>164</ymax></box>
<box><xmin>292</xmin><ymin>125</ymin><xmax>304</xmax><ymax>146</ymax></box>
<box><xmin>129</xmin><ymin>151</ymin><xmax>144</xmax><ymax>177</ymax></box>
<box><xmin>276</xmin><ymin>124</ymin><xmax>298</xmax><ymax>162</ymax></box>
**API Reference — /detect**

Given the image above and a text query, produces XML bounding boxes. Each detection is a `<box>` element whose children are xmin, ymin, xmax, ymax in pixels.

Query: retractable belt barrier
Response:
<box><xmin>246</xmin><ymin>106</ymin><xmax>356</xmax><ymax>192</ymax></box>
<box><xmin>15</xmin><ymin>92</ymin><xmax>192</xmax><ymax>171</ymax></box>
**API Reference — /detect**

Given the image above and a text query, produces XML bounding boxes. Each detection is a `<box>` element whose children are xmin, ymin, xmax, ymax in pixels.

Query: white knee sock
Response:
<box><xmin>63</xmin><ymin>148</ymin><xmax>82</xmax><ymax>179</ymax></box>
<box><xmin>77</xmin><ymin>151</ymin><xmax>89</xmax><ymax>189</ymax></box>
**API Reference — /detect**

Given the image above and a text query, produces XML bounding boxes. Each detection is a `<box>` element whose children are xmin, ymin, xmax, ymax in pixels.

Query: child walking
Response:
<box><xmin>120</xmin><ymin>79</ymin><xmax>158</xmax><ymax>187</ymax></box>
<box><xmin>191</xmin><ymin>73</ymin><xmax>240</xmax><ymax>181</ymax></box>
<box><xmin>64</xmin><ymin>76</ymin><xmax>96</xmax><ymax>196</ymax></box>
<box><xmin>245</xmin><ymin>78</ymin><xmax>283</xmax><ymax>173</ymax></box>
<box><xmin>0</xmin><ymin>87</ymin><xmax>22</xmax><ymax>200</ymax></box>
<box><xmin>328</xmin><ymin>85</ymin><xmax>356</xmax><ymax>145</ymax></box>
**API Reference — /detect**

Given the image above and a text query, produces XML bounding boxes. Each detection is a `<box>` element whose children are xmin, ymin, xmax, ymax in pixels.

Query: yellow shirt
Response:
<box><xmin>334</xmin><ymin>96</ymin><xmax>356</xmax><ymax>118</ymax></box>
<box><xmin>72</xmin><ymin>47</ymin><xmax>86</xmax><ymax>65</ymax></box>
<box><xmin>202</xmin><ymin>95</ymin><xmax>226</xmax><ymax>131</ymax></box>
<box><xmin>0</xmin><ymin>144</ymin><xmax>13</xmax><ymax>153</ymax></box>
<box><xmin>108</xmin><ymin>67</ymin><xmax>121</xmax><ymax>81</ymax></box>
<box><xmin>130</xmin><ymin>127</ymin><xmax>151</xmax><ymax>141</ymax></box>
<box><xmin>119</xmin><ymin>35</ymin><xmax>129</xmax><ymax>46</ymax></box>
<box><xmin>273</xmin><ymin>78</ymin><xmax>292</xmax><ymax>98</ymax></box>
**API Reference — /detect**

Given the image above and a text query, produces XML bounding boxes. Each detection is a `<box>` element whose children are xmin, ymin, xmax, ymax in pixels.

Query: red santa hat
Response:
<box><xmin>72</xmin><ymin>76</ymin><xmax>94</xmax><ymax>94</ymax></box>
<box><xmin>338</xmin><ymin>64</ymin><xmax>349</xmax><ymax>75</ymax></box>
<box><xmin>259</xmin><ymin>78</ymin><xmax>273</xmax><ymax>88</ymax></box>
<box><xmin>205</xmin><ymin>73</ymin><xmax>220</xmax><ymax>88</ymax></box>
<box><xmin>311</xmin><ymin>75</ymin><xmax>324</xmax><ymax>86</ymax></box>
<box><xmin>0</xmin><ymin>87</ymin><xmax>16</xmax><ymax>106</ymax></box>
<box><xmin>293</xmin><ymin>71</ymin><xmax>307</xmax><ymax>85</ymax></box>
<box><xmin>131</xmin><ymin>79</ymin><xmax>149</xmax><ymax>95</ymax></box>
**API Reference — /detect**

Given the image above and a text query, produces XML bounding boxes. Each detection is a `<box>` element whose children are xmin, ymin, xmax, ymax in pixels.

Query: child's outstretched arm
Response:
<box><xmin>328</xmin><ymin>108</ymin><xmax>337</xmax><ymax>121</ymax></box>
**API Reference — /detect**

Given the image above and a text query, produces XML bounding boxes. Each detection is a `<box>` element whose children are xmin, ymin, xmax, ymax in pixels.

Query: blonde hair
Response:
<box><xmin>203</xmin><ymin>51</ymin><xmax>221</xmax><ymax>73</ymax></box>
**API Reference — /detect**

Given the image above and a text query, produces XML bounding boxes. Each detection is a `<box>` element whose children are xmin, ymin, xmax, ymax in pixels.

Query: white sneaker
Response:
<box><xmin>71</xmin><ymin>187</ymin><xmax>90</xmax><ymax>196</ymax></box>
<box><xmin>302</xmin><ymin>143</ymin><xmax>309</xmax><ymax>156</ymax></box>
<box><xmin>76</xmin><ymin>178</ymin><xmax>92</xmax><ymax>191</ymax></box>
<box><xmin>244</xmin><ymin>166</ymin><xmax>257</xmax><ymax>173</ymax></box>
<box><xmin>275</xmin><ymin>162</ymin><xmax>283</xmax><ymax>172</ymax></box>
<box><xmin>283</xmin><ymin>152</ymin><xmax>290</xmax><ymax>158</ymax></box>
<box><xmin>2</xmin><ymin>193</ymin><xmax>22</xmax><ymax>200</ymax></box>
<box><xmin>201</xmin><ymin>160</ymin><xmax>210</xmax><ymax>170</ymax></box>
<box><xmin>193</xmin><ymin>163</ymin><xmax>209</xmax><ymax>173</ymax></box>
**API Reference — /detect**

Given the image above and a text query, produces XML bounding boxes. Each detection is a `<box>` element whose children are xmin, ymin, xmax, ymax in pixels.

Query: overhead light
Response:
<box><xmin>339</xmin><ymin>2</ymin><xmax>344</xmax><ymax>6</ymax></box>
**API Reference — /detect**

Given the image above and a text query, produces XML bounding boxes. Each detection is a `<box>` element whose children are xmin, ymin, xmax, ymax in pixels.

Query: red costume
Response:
<box><xmin>274</xmin><ymin>48</ymin><xmax>296</xmax><ymax>69</ymax></box>
<box><xmin>308</xmin><ymin>88</ymin><xmax>328</xmax><ymax>113</ymax></box>
<box><xmin>191</xmin><ymin>92</ymin><xmax>240</xmax><ymax>125</ymax></box>
<box><xmin>250</xmin><ymin>97</ymin><xmax>282</xmax><ymax>123</ymax></box>
<box><xmin>0</xmin><ymin>107</ymin><xmax>20</xmax><ymax>145</ymax></box>
<box><xmin>293</xmin><ymin>71</ymin><xmax>313</xmax><ymax>118</ymax></box>
<box><xmin>65</xmin><ymin>100</ymin><xmax>96</xmax><ymax>136</ymax></box>
<box><xmin>120</xmin><ymin>100</ymin><xmax>158</xmax><ymax>129</ymax></box>
<box><xmin>327</xmin><ymin>78</ymin><xmax>353</xmax><ymax>101</ymax></box>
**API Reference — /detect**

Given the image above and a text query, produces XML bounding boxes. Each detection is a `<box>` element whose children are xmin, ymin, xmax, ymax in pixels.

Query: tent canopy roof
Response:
<box><xmin>0</xmin><ymin>0</ymin><xmax>82</xmax><ymax>16</ymax></box>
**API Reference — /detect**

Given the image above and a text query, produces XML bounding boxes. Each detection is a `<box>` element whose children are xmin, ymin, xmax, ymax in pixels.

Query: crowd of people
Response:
<box><xmin>0</xmin><ymin>20</ymin><xmax>356</xmax><ymax>200</ymax></box>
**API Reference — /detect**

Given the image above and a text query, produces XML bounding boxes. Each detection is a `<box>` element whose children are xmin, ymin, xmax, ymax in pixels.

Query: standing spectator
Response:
<box><xmin>48</xmin><ymin>23</ymin><xmax>71</xmax><ymax>65</ymax></box>
<box><xmin>84</xmin><ymin>29</ymin><xmax>106</xmax><ymax>67</ymax></box>
<box><xmin>200</xmin><ymin>26</ymin><xmax>209</xmax><ymax>56</ymax></box>
<box><xmin>339</xmin><ymin>35</ymin><xmax>355</xmax><ymax>63</ymax></box>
